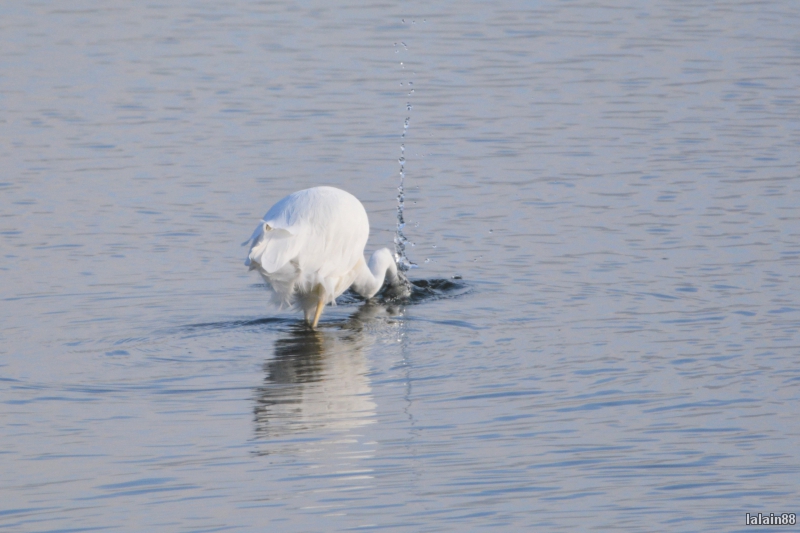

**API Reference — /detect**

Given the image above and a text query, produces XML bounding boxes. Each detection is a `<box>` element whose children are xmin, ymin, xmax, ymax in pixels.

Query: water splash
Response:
<box><xmin>395</xmin><ymin>150</ymin><xmax>413</xmax><ymax>271</ymax></box>
<box><xmin>394</xmin><ymin>71</ymin><xmax>416</xmax><ymax>274</ymax></box>
<box><xmin>392</xmin><ymin>134</ymin><xmax>414</xmax><ymax>297</ymax></box>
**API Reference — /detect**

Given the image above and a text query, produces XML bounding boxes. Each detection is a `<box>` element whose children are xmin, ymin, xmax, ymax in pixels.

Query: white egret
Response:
<box><xmin>243</xmin><ymin>186</ymin><xmax>404</xmax><ymax>328</ymax></box>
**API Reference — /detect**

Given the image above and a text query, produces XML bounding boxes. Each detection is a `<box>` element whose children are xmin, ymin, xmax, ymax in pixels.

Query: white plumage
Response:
<box><xmin>243</xmin><ymin>186</ymin><xmax>401</xmax><ymax>328</ymax></box>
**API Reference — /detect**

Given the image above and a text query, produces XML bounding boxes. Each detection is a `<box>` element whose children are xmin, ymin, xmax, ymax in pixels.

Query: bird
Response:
<box><xmin>243</xmin><ymin>186</ymin><xmax>405</xmax><ymax>328</ymax></box>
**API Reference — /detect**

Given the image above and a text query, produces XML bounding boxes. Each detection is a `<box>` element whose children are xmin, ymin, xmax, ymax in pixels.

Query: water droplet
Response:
<box><xmin>424</xmin><ymin>258</ymin><xmax>431</xmax><ymax>263</ymax></box>
<box><xmin>432</xmin><ymin>245</ymin><xmax>437</xmax><ymax>248</ymax></box>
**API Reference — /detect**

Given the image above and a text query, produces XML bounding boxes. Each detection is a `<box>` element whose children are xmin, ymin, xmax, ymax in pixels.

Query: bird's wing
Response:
<box><xmin>241</xmin><ymin>223</ymin><xmax>265</xmax><ymax>247</ymax></box>
<box><xmin>245</xmin><ymin>219</ymin><xmax>304</xmax><ymax>273</ymax></box>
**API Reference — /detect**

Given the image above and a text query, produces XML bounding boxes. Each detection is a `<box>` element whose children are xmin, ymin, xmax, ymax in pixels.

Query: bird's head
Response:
<box><xmin>370</xmin><ymin>248</ymin><xmax>412</xmax><ymax>299</ymax></box>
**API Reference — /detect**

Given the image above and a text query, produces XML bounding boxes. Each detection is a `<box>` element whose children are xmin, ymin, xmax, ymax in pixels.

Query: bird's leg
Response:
<box><xmin>311</xmin><ymin>289</ymin><xmax>326</xmax><ymax>329</ymax></box>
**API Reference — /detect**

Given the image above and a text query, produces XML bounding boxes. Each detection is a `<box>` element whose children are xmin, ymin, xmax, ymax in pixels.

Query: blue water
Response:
<box><xmin>2</xmin><ymin>1</ymin><xmax>799</xmax><ymax>531</ymax></box>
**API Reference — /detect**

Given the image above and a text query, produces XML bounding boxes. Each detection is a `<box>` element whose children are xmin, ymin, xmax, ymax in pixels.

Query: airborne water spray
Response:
<box><xmin>394</xmin><ymin>36</ymin><xmax>417</xmax><ymax>276</ymax></box>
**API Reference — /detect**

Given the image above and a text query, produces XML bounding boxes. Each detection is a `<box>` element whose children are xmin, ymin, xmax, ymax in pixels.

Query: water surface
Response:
<box><xmin>2</xmin><ymin>0</ymin><xmax>799</xmax><ymax>531</ymax></box>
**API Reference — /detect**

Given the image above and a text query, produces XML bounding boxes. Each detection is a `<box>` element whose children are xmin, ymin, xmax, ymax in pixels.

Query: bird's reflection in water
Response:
<box><xmin>253</xmin><ymin>303</ymin><xmax>396</xmax><ymax>441</ymax></box>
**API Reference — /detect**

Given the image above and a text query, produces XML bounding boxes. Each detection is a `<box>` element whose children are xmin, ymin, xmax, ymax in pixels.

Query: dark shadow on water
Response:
<box><xmin>337</xmin><ymin>277</ymin><xmax>472</xmax><ymax>306</ymax></box>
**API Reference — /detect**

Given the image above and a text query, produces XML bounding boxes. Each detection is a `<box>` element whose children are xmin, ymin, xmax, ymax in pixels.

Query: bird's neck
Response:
<box><xmin>351</xmin><ymin>251</ymin><xmax>396</xmax><ymax>299</ymax></box>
